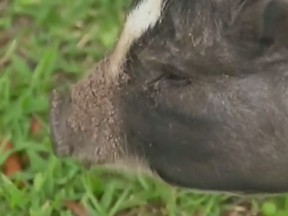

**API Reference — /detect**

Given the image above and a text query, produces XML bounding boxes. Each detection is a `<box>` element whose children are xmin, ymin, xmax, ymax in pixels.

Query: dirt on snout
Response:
<box><xmin>66</xmin><ymin>58</ymin><xmax>130</xmax><ymax>163</ymax></box>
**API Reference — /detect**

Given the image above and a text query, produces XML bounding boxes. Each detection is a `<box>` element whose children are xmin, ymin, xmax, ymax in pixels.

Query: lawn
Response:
<box><xmin>0</xmin><ymin>0</ymin><xmax>288</xmax><ymax>215</ymax></box>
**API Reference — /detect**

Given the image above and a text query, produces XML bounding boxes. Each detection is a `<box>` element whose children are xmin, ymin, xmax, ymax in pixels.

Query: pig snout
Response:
<box><xmin>49</xmin><ymin>62</ymin><xmax>128</xmax><ymax>166</ymax></box>
<box><xmin>50</xmin><ymin>88</ymin><xmax>77</xmax><ymax>157</ymax></box>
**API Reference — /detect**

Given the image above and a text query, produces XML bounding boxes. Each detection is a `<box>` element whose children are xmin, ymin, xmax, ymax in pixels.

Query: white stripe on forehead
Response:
<box><xmin>126</xmin><ymin>0</ymin><xmax>164</xmax><ymax>39</ymax></box>
<box><xmin>109</xmin><ymin>0</ymin><xmax>165</xmax><ymax>80</ymax></box>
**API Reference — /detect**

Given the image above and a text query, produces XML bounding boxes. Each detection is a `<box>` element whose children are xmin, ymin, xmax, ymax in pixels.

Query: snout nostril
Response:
<box><xmin>49</xmin><ymin>88</ymin><xmax>73</xmax><ymax>157</ymax></box>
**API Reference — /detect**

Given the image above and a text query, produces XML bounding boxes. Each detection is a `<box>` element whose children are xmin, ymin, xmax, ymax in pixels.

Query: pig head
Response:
<box><xmin>49</xmin><ymin>0</ymin><xmax>288</xmax><ymax>194</ymax></box>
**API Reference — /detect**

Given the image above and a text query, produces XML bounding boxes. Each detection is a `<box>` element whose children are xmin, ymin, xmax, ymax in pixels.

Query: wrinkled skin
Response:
<box><xmin>50</xmin><ymin>0</ymin><xmax>288</xmax><ymax>194</ymax></box>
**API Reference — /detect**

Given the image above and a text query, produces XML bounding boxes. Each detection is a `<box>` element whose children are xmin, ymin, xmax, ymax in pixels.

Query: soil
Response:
<box><xmin>66</xmin><ymin>58</ymin><xmax>129</xmax><ymax>164</ymax></box>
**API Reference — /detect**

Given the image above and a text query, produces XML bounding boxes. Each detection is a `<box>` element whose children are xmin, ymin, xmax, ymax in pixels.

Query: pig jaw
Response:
<box><xmin>50</xmin><ymin>59</ymin><xmax>130</xmax><ymax>166</ymax></box>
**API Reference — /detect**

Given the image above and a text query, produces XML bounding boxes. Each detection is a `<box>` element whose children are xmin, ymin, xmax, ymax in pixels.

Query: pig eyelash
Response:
<box><xmin>164</xmin><ymin>72</ymin><xmax>191</xmax><ymax>87</ymax></box>
<box><xmin>160</xmin><ymin>65</ymin><xmax>191</xmax><ymax>86</ymax></box>
<box><xmin>141</xmin><ymin>62</ymin><xmax>192</xmax><ymax>87</ymax></box>
<box><xmin>165</xmin><ymin>73</ymin><xmax>186</xmax><ymax>81</ymax></box>
<box><xmin>150</xmin><ymin>71</ymin><xmax>190</xmax><ymax>87</ymax></box>
<box><xmin>143</xmin><ymin>70</ymin><xmax>190</xmax><ymax>88</ymax></box>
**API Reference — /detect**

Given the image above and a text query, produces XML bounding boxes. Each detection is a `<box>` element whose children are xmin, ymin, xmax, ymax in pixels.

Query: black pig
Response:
<box><xmin>50</xmin><ymin>0</ymin><xmax>288</xmax><ymax>194</ymax></box>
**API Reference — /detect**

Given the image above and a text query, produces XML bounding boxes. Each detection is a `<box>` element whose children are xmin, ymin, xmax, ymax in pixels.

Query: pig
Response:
<box><xmin>49</xmin><ymin>0</ymin><xmax>288</xmax><ymax>194</ymax></box>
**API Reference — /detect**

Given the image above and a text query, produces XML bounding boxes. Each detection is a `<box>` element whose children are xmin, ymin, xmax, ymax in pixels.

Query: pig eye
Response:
<box><xmin>162</xmin><ymin>66</ymin><xmax>190</xmax><ymax>87</ymax></box>
<box><xmin>163</xmin><ymin>70</ymin><xmax>191</xmax><ymax>87</ymax></box>
<box><xmin>143</xmin><ymin>62</ymin><xmax>191</xmax><ymax>87</ymax></box>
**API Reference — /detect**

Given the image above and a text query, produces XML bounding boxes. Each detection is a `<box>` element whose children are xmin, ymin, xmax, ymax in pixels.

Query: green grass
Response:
<box><xmin>1</xmin><ymin>0</ymin><xmax>288</xmax><ymax>215</ymax></box>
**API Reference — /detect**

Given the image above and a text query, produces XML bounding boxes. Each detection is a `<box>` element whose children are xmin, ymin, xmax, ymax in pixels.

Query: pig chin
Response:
<box><xmin>49</xmin><ymin>61</ymin><xmax>128</xmax><ymax>166</ymax></box>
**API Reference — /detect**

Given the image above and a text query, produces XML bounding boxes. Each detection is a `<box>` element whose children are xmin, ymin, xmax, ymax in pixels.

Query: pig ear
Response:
<box><xmin>232</xmin><ymin>0</ymin><xmax>288</xmax><ymax>46</ymax></box>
